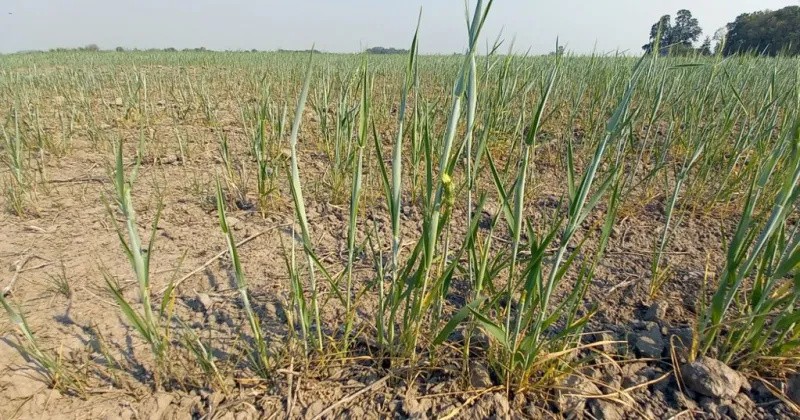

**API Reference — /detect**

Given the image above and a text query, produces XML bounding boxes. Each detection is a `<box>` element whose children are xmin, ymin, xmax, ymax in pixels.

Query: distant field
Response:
<box><xmin>1</xmin><ymin>31</ymin><xmax>799</xmax><ymax>419</ymax></box>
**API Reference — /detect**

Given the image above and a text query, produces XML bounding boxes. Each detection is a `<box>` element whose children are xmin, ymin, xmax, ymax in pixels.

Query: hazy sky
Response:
<box><xmin>1</xmin><ymin>1</ymin><xmax>796</xmax><ymax>54</ymax></box>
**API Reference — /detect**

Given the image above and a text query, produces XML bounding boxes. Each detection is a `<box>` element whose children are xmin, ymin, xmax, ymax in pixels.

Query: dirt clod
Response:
<box><xmin>788</xmin><ymin>374</ymin><xmax>800</xmax><ymax>405</ymax></box>
<box><xmin>469</xmin><ymin>361</ymin><xmax>493</xmax><ymax>388</ymax></box>
<box><xmin>197</xmin><ymin>292</ymin><xmax>214</xmax><ymax>312</ymax></box>
<box><xmin>722</xmin><ymin>393</ymin><xmax>755</xmax><ymax>420</ymax></box>
<box><xmin>556</xmin><ymin>374</ymin><xmax>601</xmax><ymax>419</ymax></box>
<box><xmin>632</xmin><ymin>322</ymin><xmax>665</xmax><ymax>358</ymax></box>
<box><xmin>644</xmin><ymin>301</ymin><xmax>667</xmax><ymax>322</ymax></box>
<box><xmin>680</xmin><ymin>356</ymin><xmax>743</xmax><ymax>400</ymax></box>
<box><xmin>588</xmin><ymin>399</ymin><xmax>624</xmax><ymax>420</ymax></box>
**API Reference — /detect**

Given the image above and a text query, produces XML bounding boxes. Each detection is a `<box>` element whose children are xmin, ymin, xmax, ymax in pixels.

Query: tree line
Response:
<box><xmin>643</xmin><ymin>6</ymin><xmax>800</xmax><ymax>56</ymax></box>
<box><xmin>38</xmin><ymin>45</ymin><xmax>410</xmax><ymax>55</ymax></box>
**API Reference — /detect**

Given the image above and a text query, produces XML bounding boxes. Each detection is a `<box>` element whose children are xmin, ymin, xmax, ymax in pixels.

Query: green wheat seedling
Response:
<box><xmin>0</xmin><ymin>293</ymin><xmax>83</xmax><ymax>394</ymax></box>
<box><xmin>286</xmin><ymin>50</ymin><xmax>327</xmax><ymax>351</ymax></box>
<box><xmin>337</xmin><ymin>60</ymin><xmax>373</xmax><ymax>352</ymax></box>
<box><xmin>46</xmin><ymin>262</ymin><xmax>72</xmax><ymax>300</ymax></box>
<box><xmin>698</xmin><ymin>120</ymin><xmax>800</xmax><ymax>370</ymax></box>
<box><xmin>2</xmin><ymin>108</ymin><xmax>29</xmax><ymax>215</ymax></box>
<box><xmin>251</xmin><ymin>100</ymin><xmax>278</xmax><ymax>215</ymax></box>
<box><xmin>375</xmin><ymin>1</ymin><xmax>493</xmax><ymax>360</ymax></box>
<box><xmin>649</xmin><ymin>136</ymin><xmax>705</xmax><ymax>297</ymax></box>
<box><xmin>215</xmin><ymin>178</ymin><xmax>271</xmax><ymax>378</ymax></box>
<box><xmin>313</xmin><ymin>69</ymin><xmax>359</xmax><ymax>202</ymax></box>
<box><xmin>372</xmin><ymin>11</ymin><xmax>420</xmax><ymax>354</ymax></box>
<box><xmin>179</xmin><ymin>321</ymin><xmax>227</xmax><ymax>390</ymax></box>
<box><xmin>104</xmin><ymin>140</ymin><xmax>173</xmax><ymax>382</ymax></box>
<box><xmin>435</xmin><ymin>52</ymin><xmax>643</xmax><ymax>388</ymax></box>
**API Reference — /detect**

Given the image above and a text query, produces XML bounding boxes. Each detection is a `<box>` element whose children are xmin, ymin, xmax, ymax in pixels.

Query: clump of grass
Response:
<box><xmin>2</xmin><ymin>107</ymin><xmax>31</xmax><ymax>215</ymax></box>
<box><xmin>104</xmin><ymin>140</ymin><xmax>174</xmax><ymax>383</ymax></box>
<box><xmin>179</xmin><ymin>320</ymin><xmax>226</xmax><ymax>390</ymax></box>
<box><xmin>286</xmin><ymin>50</ymin><xmax>326</xmax><ymax>352</ymax></box>
<box><xmin>697</xmin><ymin>123</ymin><xmax>800</xmax><ymax>371</ymax></box>
<box><xmin>249</xmin><ymin>97</ymin><xmax>284</xmax><ymax>215</ymax></box>
<box><xmin>341</xmin><ymin>60</ymin><xmax>371</xmax><ymax>350</ymax></box>
<box><xmin>0</xmin><ymin>293</ymin><xmax>83</xmax><ymax>394</ymax></box>
<box><xmin>215</xmin><ymin>178</ymin><xmax>271</xmax><ymax>378</ymax></box>
<box><xmin>46</xmin><ymin>262</ymin><xmax>72</xmax><ymax>300</ymax></box>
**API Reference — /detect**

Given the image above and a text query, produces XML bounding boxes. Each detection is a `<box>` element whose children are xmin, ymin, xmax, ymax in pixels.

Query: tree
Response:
<box><xmin>672</xmin><ymin>9</ymin><xmax>703</xmax><ymax>47</ymax></box>
<box><xmin>642</xmin><ymin>15</ymin><xmax>672</xmax><ymax>54</ymax></box>
<box><xmin>698</xmin><ymin>37</ymin><xmax>712</xmax><ymax>56</ymax></box>
<box><xmin>723</xmin><ymin>6</ymin><xmax>800</xmax><ymax>56</ymax></box>
<box><xmin>642</xmin><ymin>10</ymin><xmax>703</xmax><ymax>55</ymax></box>
<box><xmin>365</xmin><ymin>46</ymin><xmax>409</xmax><ymax>55</ymax></box>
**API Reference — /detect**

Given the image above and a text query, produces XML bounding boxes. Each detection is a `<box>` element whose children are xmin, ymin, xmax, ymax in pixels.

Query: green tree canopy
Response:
<box><xmin>723</xmin><ymin>6</ymin><xmax>800</xmax><ymax>56</ymax></box>
<box><xmin>642</xmin><ymin>9</ymin><xmax>703</xmax><ymax>55</ymax></box>
<box><xmin>365</xmin><ymin>46</ymin><xmax>409</xmax><ymax>55</ymax></box>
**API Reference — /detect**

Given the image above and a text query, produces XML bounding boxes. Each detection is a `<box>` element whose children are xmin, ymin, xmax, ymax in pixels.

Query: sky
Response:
<box><xmin>0</xmin><ymin>0</ymin><xmax>797</xmax><ymax>55</ymax></box>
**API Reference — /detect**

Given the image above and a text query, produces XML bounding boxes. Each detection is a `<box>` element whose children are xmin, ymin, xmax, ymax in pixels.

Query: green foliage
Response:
<box><xmin>724</xmin><ymin>6</ymin><xmax>800</xmax><ymax>56</ymax></box>
<box><xmin>698</xmin><ymin>125</ymin><xmax>800</xmax><ymax>368</ymax></box>
<box><xmin>215</xmin><ymin>178</ymin><xmax>271</xmax><ymax>378</ymax></box>
<box><xmin>105</xmin><ymin>140</ymin><xmax>173</xmax><ymax>381</ymax></box>
<box><xmin>643</xmin><ymin>9</ymin><xmax>703</xmax><ymax>55</ymax></box>
<box><xmin>365</xmin><ymin>46</ymin><xmax>410</xmax><ymax>55</ymax></box>
<box><xmin>0</xmin><ymin>293</ymin><xmax>83</xmax><ymax>393</ymax></box>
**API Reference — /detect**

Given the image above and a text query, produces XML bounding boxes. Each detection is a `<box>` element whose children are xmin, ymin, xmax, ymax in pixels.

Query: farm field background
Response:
<box><xmin>1</xmin><ymin>14</ymin><xmax>800</xmax><ymax>419</ymax></box>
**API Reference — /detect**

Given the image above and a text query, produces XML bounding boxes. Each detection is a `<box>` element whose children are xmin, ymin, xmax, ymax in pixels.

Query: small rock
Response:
<box><xmin>788</xmin><ymin>374</ymin><xmax>800</xmax><ymax>405</ymax></box>
<box><xmin>402</xmin><ymin>396</ymin><xmax>431</xmax><ymax>418</ymax></box>
<box><xmin>263</xmin><ymin>301</ymin><xmax>283</xmax><ymax>322</ymax></box>
<box><xmin>622</xmin><ymin>373</ymin><xmax>648</xmax><ymax>389</ymax></box>
<box><xmin>226</xmin><ymin>217</ymin><xmax>244</xmax><ymax>230</ymax></box>
<box><xmin>492</xmin><ymin>393</ymin><xmax>510</xmax><ymax>416</ymax></box>
<box><xmin>114</xmin><ymin>97</ymin><xmax>124</xmax><ymax>106</ymax></box>
<box><xmin>699</xmin><ymin>396</ymin><xmax>720</xmax><ymax>415</ymax></box>
<box><xmin>621</xmin><ymin>362</ymin><xmax>648</xmax><ymax>376</ymax></box>
<box><xmin>588</xmin><ymin>399</ymin><xmax>624</xmax><ymax>420</ymax></box>
<box><xmin>161</xmin><ymin>154</ymin><xmax>179</xmax><ymax>165</ymax></box>
<box><xmin>197</xmin><ymin>293</ymin><xmax>213</xmax><ymax>312</ymax></box>
<box><xmin>640</xmin><ymin>366</ymin><xmax>664</xmax><ymax>381</ymax></box>
<box><xmin>591</xmin><ymin>331</ymin><xmax>619</xmax><ymax>354</ymax></box>
<box><xmin>680</xmin><ymin>356</ymin><xmax>743</xmax><ymax>400</ymax></box>
<box><xmin>634</xmin><ymin>325</ymin><xmax>665</xmax><ymax>359</ymax></box>
<box><xmin>306</xmin><ymin>400</ymin><xmax>326</xmax><ymax>417</ymax></box>
<box><xmin>557</xmin><ymin>374</ymin><xmax>601</xmax><ymax>418</ymax></box>
<box><xmin>469</xmin><ymin>361</ymin><xmax>493</xmax><ymax>388</ymax></box>
<box><xmin>644</xmin><ymin>301</ymin><xmax>667</xmax><ymax>322</ymax></box>
<box><xmin>723</xmin><ymin>393</ymin><xmax>755</xmax><ymax>420</ymax></box>
<box><xmin>597</xmin><ymin>372</ymin><xmax>622</xmax><ymax>394</ymax></box>
<box><xmin>428</xmin><ymin>382</ymin><xmax>447</xmax><ymax>394</ymax></box>
<box><xmin>673</xmin><ymin>389</ymin><xmax>698</xmax><ymax>411</ymax></box>
<box><xmin>621</xmin><ymin>362</ymin><xmax>649</xmax><ymax>388</ymax></box>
